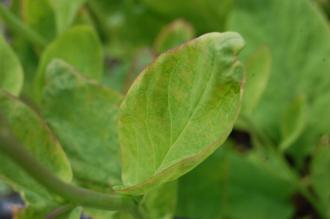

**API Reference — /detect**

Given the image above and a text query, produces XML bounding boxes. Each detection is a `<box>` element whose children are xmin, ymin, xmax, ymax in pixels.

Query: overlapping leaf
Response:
<box><xmin>116</xmin><ymin>32</ymin><xmax>245</xmax><ymax>194</ymax></box>
<box><xmin>41</xmin><ymin>60</ymin><xmax>122</xmax><ymax>187</ymax></box>
<box><xmin>228</xmin><ymin>0</ymin><xmax>330</xmax><ymax>161</ymax></box>
<box><xmin>0</xmin><ymin>36</ymin><xmax>24</xmax><ymax>96</ymax></box>
<box><xmin>35</xmin><ymin>25</ymin><xmax>103</xmax><ymax>100</ymax></box>
<box><xmin>0</xmin><ymin>91</ymin><xmax>72</xmax><ymax>205</ymax></box>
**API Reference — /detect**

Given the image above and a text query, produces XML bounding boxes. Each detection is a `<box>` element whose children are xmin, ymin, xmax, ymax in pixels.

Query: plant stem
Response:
<box><xmin>0</xmin><ymin>114</ymin><xmax>143</xmax><ymax>218</ymax></box>
<box><xmin>0</xmin><ymin>3</ymin><xmax>47</xmax><ymax>48</ymax></box>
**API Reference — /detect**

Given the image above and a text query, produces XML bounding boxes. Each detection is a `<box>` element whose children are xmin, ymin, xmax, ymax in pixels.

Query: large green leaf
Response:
<box><xmin>41</xmin><ymin>60</ymin><xmax>122</xmax><ymax>188</ymax></box>
<box><xmin>228</xmin><ymin>0</ymin><xmax>330</xmax><ymax>161</ymax></box>
<box><xmin>35</xmin><ymin>25</ymin><xmax>103</xmax><ymax>100</ymax></box>
<box><xmin>154</xmin><ymin>19</ymin><xmax>195</xmax><ymax>53</ymax></box>
<box><xmin>177</xmin><ymin>145</ymin><xmax>296</xmax><ymax>219</ymax></box>
<box><xmin>0</xmin><ymin>36</ymin><xmax>24</xmax><ymax>96</ymax></box>
<box><xmin>311</xmin><ymin>141</ymin><xmax>330</xmax><ymax>218</ymax></box>
<box><xmin>116</xmin><ymin>32</ymin><xmax>245</xmax><ymax>194</ymax></box>
<box><xmin>16</xmin><ymin>206</ymin><xmax>82</xmax><ymax>219</ymax></box>
<box><xmin>0</xmin><ymin>91</ymin><xmax>72</xmax><ymax>205</ymax></box>
<box><xmin>48</xmin><ymin>0</ymin><xmax>86</xmax><ymax>34</ymax></box>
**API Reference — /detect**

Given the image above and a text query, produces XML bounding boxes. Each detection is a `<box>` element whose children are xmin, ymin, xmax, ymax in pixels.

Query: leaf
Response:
<box><xmin>154</xmin><ymin>19</ymin><xmax>195</xmax><ymax>53</ymax></box>
<box><xmin>22</xmin><ymin>0</ymin><xmax>56</xmax><ymax>41</ymax></box>
<box><xmin>0</xmin><ymin>36</ymin><xmax>24</xmax><ymax>96</ymax></box>
<box><xmin>139</xmin><ymin>182</ymin><xmax>177</xmax><ymax>219</ymax></box>
<box><xmin>228</xmin><ymin>0</ymin><xmax>330</xmax><ymax>159</ymax></box>
<box><xmin>280</xmin><ymin>96</ymin><xmax>307</xmax><ymax>151</ymax></box>
<box><xmin>0</xmin><ymin>91</ymin><xmax>72</xmax><ymax>205</ymax></box>
<box><xmin>176</xmin><ymin>145</ymin><xmax>296</xmax><ymax>219</ymax></box>
<box><xmin>311</xmin><ymin>140</ymin><xmax>330</xmax><ymax>218</ymax></box>
<box><xmin>41</xmin><ymin>59</ymin><xmax>122</xmax><ymax>187</ymax></box>
<box><xmin>241</xmin><ymin>46</ymin><xmax>271</xmax><ymax>115</ymax></box>
<box><xmin>140</xmin><ymin>0</ymin><xmax>233</xmax><ymax>33</ymax></box>
<box><xmin>48</xmin><ymin>0</ymin><xmax>86</xmax><ymax>34</ymax></box>
<box><xmin>116</xmin><ymin>32</ymin><xmax>245</xmax><ymax>194</ymax></box>
<box><xmin>35</xmin><ymin>25</ymin><xmax>103</xmax><ymax>100</ymax></box>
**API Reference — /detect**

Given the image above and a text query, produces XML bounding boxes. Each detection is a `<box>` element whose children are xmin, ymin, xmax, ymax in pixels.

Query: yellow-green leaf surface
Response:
<box><xmin>41</xmin><ymin>60</ymin><xmax>122</xmax><ymax>187</ymax></box>
<box><xmin>17</xmin><ymin>206</ymin><xmax>82</xmax><ymax>219</ymax></box>
<box><xmin>0</xmin><ymin>91</ymin><xmax>72</xmax><ymax>205</ymax></box>
<box><xmin>117</xmin><ymin>32</ymin><xmax>245</xmax><ymax>194</ymax></box>
<box><xmin>0</xmin><ymin>36</ymin><xmax>24</xmax><ymax>96</ymax></box>
<box><xmin>229</xmin><ymin>0</ymin><xmax>330</xmax><ymax>160</ymax></box>
<box><xmin>35</xmin><ymin>25</ymin><xmax>103</xmax><ymax>100</ymax></box>
<box><xmin>48</xmin><ymin>0</ymin><xmax>86</xmax><ymax>34</ymax></box>
<box><xmin>154</xmin><ymin>19</ymin><xmax>195</xmax><ymax>53</ymax></box>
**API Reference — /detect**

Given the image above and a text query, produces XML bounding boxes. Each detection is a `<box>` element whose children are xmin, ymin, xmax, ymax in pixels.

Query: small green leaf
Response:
<box><xmin>48</xmin><ymin>0</ymin><xmax>86</xmax><ymax>34</ymax></box>
<box><xmin>116</xmin><ymin>32</ymin><xmax>245</xmax><ymax>194</ymax></box>
<box><xmin>0</xmin><ymin>36</ymin><xmax>24</xmax><ymax>96</ymax></box>
<box><xmin>16</xmin><ymin>206</ymin><xmax>82</xmax><ymax>219</ymax></box>
<box><xmin>41</xmin><ymin>60</ymin><xmax>122</xmax><ymax>187</ymax></box>
<box><xmin>140</xmin><ymin>182</ymin><xmax>177</xmax><ymax>219</ymax></box>
<box><xmin>241</xmin><ymin>46</ymin><xmax>271</xmax><ymax>115</ymax></box>
<box><xmin>280</xmin><ymin>96</ymin><xmax>307</xmax><ymax>151</ymax></box>
<box><xmin>35</xmin><ymin>25</ymin><xmax>103</xmax><ymax>100</ymax></box>
<box><xmin>154</xmin><ymin>19</ymin><xmax>194</xmax><ymax>53</ymax></box>
<box><xmin>311</xmin><ymin>140</ymin><xmax>330</xmax><ymax>218</ymax></box>
<box><xmin>0</xmin><ymin>91</ymin><xmax>72</xmax><ymax>205</ymax></box>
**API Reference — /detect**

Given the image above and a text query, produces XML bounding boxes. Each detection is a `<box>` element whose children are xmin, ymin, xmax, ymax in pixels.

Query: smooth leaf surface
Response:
<box><xmin>0</xmin><ymin>91</ymin><xmax>72</xmax><ymax>205</ymax></box>
<box><xmin>140</xmin><ymin>0</ymin><xmax>233</xmax><ymax>33</ymax></box>
<box><xmin>241</xmin><ymin>46</ymin><xmax>271</xmax><ymax>115</ymax></box>
<box><xmin>139</xmin><ymin>182</ymin><xmax>177</xmax><ymax>219</ymax></box>
<box><xmin>41</xmin><ymin>60</ymin><xmax>122</xmax><ymax>187</ymax></box>
<box><xmin>117</xmin><ymin>32</ymin><xmax>245</xmax><ymax>194</ymax></box>
<box><xmin>280</xmin><ymin>96</ymin><xmax>307</xmax><ymax>151</ymax></box>
<box><xmin>154</xmin><ymin>19</ymin><xmax>195</xmax><ymax>53</ymax></box>
<box><xmin>48</xmin><ymin>0</ymin><xmax>86</xmax><ymax>34</ymax></box>
<box><xmin>35</xmin><ymin>25</ymin><xmax>103</xmax><ymax>100</ymax></box>
<box><xmin>228</xmin><ymin>0</ymin><xmax>330</xmax><ymax>160</ymax></box>
<box><xmin>0</xmin><ymin>36</ymin><xmax>24</xmax><ymax>96</ymax></box>
<box><xmin>177</xmin><ymin>145</ymin><xmax>296</xmax><ymax>219</ymax></box>
<box><xmin>22</xmin><ymin>0</ymin><xmax>56</xmax><ymax>41</ymax></box>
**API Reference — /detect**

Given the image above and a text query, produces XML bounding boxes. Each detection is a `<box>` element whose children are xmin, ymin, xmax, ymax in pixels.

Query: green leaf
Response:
<box><xmin>140</xmin><ymin>0</ymin><xmax>233</xmax><ymax>33</ymax></box>
<box><xmin>0</xmin><ymin>91</ymin><xmax>72</xmax><ymax>205</ymax></box>
<box><xmin>228</xmin><ymin>0</ymin><xmax>330</xmax><ymax>159</ymax></box>
<box><xmin>280</xmin><ymin>96</ymin><xmax>307</xmax><ymax>151</ymax></box>
<box><xmin>22</xmin><ymin>0</ymin><xmax>56</xmax><ymax>41</ymax></box>
<box><xmin>41</xmin><ymin>59</ymin><xmax>122</xmax><ymax>188</ymax></box>
<box><xmin>177</xmin><ymin>145</ymin><xmax>296</xmax><ymax>219</ymax></box>
<box><xmin>241</xmin><ymin>46</ymin><xmax>271</xmax><ymax>115</ymax></box>
<box><xmin>35</xmin><ymin>25</ymin><xmax>103</xmax><ymax>100</ymax></box>
<box><xmin>139</xmin><ymin>182</ymin><xmax>177</xmax><ymax>219</ymax></box>
<box><xmin>311</xmin><ymin>140</ymin><xmax>330</xmax><ymax>218</ymax></box>
<box><xmin>48</xmin><ymin>0</ymin><xmax>86</xmax><ymax>34</ymax></box>
<box><xmin>154</xmin><ymin>19</ymin><xmax>195</xmax><ymax>53</ymax></box>
<box><xmin>116</xmin><ymin>32</ymin><xmax>245</xmax><ymax>194</ymax></box>
<box><xmin>0</xmin><ymin>36</ymin><xmax>24</xmax><ymax>96</ymax></box>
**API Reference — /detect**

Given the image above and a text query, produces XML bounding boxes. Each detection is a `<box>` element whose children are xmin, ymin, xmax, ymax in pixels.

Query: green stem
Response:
<box><xmin>0</xmin><ymin>3</ymin><xmax>47</xmax><ymax>48</ymax></box>
<box><xmin>0</xmin><ymin>114</ymin><xmax>143</xmax><ymax>218</ymax></box>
